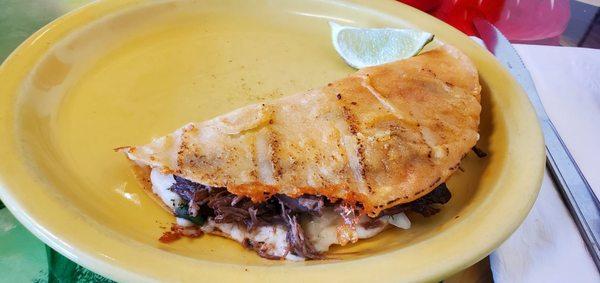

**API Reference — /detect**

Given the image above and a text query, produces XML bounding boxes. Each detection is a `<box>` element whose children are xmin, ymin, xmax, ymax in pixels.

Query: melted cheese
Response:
<box><xmin>176</xmin><ymin>217</ymin><xmax>194</xmax><ymax>227</ymax></box>
<box><xmin>302</xmin><ymin>208</ymin><xmax>396</xmax><ymax>252</ymax></box>
<box><xmin>150</xmin><ymin>168</ymin><xmax>182</xmax><ymax>209</ymax></box>
<box><xmin>383</xmin><ymin>212</ymin><xmax>411</xmax><ymax>229</ymax></box>
<box><xmin>201</xmin><ymin>219</ymin><xmax>302</xmax><ymax>260</ymax></box>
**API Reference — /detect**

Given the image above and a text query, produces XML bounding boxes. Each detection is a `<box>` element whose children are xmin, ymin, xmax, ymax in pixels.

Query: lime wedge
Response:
<box><xmin>330</xmin><ymin>22</ymin><xmax>434</xmax><ymax>69</ymax></box>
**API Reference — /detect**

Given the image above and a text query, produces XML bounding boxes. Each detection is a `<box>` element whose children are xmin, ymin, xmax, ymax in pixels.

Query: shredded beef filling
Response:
<box><xmin>472</xmin><ymin>146</ymin><xmax>488</xmax><ymax>158</ymax></box>
<box><xmin>168</xmin><ymin>176</ymin><xmax>451</xmax><ymax>259</ymax></box>
<box><xmin>380</xmin><ymin>183</ymin><xmax>452</xmax><ymax>217</ymax></box>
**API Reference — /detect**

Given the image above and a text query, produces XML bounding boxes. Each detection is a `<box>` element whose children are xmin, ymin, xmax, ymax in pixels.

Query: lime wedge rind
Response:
<box><xmin>330</xmin><ymin>22</ymin><xmax>434</xmax><ymax>69</ymax></box>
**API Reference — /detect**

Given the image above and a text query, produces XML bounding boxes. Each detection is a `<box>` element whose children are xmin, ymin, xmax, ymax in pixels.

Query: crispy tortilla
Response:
<box><xmin>120</xmin><ymin>44</ymin><xmax>481</xmax><ymax>216</ymax></box>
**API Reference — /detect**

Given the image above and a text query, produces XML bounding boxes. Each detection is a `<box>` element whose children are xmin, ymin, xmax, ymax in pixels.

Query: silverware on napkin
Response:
<box><xmin>473</xmin><ymin>18</ymin><xmax>600</xmax><ymax>271</ymax></box>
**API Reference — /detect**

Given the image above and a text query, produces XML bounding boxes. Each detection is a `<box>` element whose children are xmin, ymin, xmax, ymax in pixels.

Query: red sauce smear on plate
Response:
<box><xmin>159</xmin><ymin>224</ymin><xmax>203</xmax><ymax>243</ymax></box>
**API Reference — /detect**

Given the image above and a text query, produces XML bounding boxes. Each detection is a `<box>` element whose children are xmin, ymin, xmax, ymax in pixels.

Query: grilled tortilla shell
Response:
<box><xmin>120</xmin><ymin>44</ymin><xmax>481</xmax><ymax>217</ymax></box>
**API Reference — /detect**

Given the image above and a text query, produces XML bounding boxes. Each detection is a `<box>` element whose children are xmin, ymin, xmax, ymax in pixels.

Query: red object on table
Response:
<box><xmin>397</xmin><ymin>0</ymin><xmax>504</xmax><ymax>35</ymax></box>
<box><xmin>398</xmin><ymin>0</ymin><xmax>570</xmax><ymax>42</ymax></box>
<box><xmin>433</xmin><ymin>0</ymin><xmax>505</xmax><ymax>36</ymax></box>
<box><xmin>400</xmin><ymin>0</ymin><xmax>442</xmax><ymax>12</ymax></box>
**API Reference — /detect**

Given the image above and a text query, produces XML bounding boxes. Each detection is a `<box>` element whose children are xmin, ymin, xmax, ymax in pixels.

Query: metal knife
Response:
<box><xmin>473</xmin><ymin>18</ymin><xmax>600</xmax><ymax>271</ymax></box>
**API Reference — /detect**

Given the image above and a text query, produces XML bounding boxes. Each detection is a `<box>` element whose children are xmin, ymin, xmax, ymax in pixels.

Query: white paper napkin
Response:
<box><xmin>490</xmin><ymin>45</ymin><xmax>600</xmax><ymax>282</ymax></box>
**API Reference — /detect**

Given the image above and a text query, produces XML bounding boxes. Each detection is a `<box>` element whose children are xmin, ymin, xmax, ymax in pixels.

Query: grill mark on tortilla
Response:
<box><xmin>416</xmin><ymin>122</ymin><xmax>437</xmax><ymax>162</ymax></box>
<box><xmin>254</xmin><ymin>129</ymin><xmax>276</xmax><ymax>184</ymax></box>
<box><xmin>268</xmin><ymin>129</ymin><xmax>283</xmax><ymax>181</ymax></box>
<box><xmin>340</xmin><ymin>105</ymin><xmax>372</xmax><ymax>194</ymax></box>
<box><xmin>333</xmin><ymin>129</ymin><xmax>351</xmax><ymax>184</ymax></box>
<box><xmin>449</xmin><ymin>162</ymin><xmax>461</xmax><ymax>171</ymax></box>
<box><xmin>249</xmin><ymin>135</ymin><xmax>259</xmax><ymax>181</ymax></box>
<box><xmin>429</xmin><ymin>177</ymin><xmax>441</xmax><ymax>188</ymax></box>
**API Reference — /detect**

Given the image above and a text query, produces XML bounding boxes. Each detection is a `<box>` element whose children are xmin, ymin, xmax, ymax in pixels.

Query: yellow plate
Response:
<box><xmin>0</xmin><ymin>0</ymin><xmax>544</xmax><ymax>282</ymax></box>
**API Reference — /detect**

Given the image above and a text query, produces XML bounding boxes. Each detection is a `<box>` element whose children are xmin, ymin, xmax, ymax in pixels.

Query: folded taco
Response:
<box><xmin>118</xmin><ymin>44</ymin><xmax>481</xmax><ymax>260</ymax></box>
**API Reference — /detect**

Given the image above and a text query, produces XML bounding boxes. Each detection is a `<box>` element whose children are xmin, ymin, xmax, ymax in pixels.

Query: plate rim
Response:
<box><xmin>0</xmin><ymin>0</ymin><xmax>545</xmax><ymax>282</ymax></box>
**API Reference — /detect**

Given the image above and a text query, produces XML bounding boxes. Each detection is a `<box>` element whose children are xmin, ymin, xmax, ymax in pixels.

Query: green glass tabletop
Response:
<box><xmin>0</xmin><ymin>2</ymin><xmax>113</xmax><ymax>282</ymax></box>
<box><xmin>0</xmin><ymin>208</ymin><xmax>113</xmax><ymax>283</ymax></box>
<box><xmin>0</xmin><ymin>208</ymin><xmax>46</xmax><ymax>282</ymax></box>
